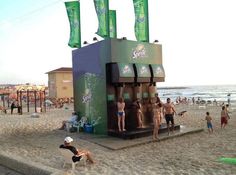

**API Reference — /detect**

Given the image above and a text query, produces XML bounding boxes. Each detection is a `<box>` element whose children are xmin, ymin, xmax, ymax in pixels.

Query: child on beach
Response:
<box><xmin>205</xmin><ymin>112</ymin><xmax>213</xmax><ymax>134</ymax></box>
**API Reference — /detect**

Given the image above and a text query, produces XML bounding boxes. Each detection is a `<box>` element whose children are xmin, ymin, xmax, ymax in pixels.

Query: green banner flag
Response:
<box><xmin>109</xmin><ymin>10</ymin><xmax>117</xmax><ymax>38</ymax></box>
<box><xmin>65</xmin><ymin>1</ymin><xmax>81</xmax><ymax>48</ymax></box>
<box><xmin>93</xmin><ymin>0</ymin><xmax>109</xmax><ymax>38</ymax></box>
<box><xmin>133</xmin><ymin>0</ymin><xmax>149</xmax><ymax>42</ymax></box>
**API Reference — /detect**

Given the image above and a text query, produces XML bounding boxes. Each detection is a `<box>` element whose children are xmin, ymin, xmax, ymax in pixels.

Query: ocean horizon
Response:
<box><xmin>156</xmin><ymin>84</ymin><xmax>236</xmax><ymax>104</ymax></box>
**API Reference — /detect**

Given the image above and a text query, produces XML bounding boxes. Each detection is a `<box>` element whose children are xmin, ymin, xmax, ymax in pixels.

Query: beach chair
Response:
<box><xmin>59</xmin><ymin>148</ymin><xmax>86</xmax><ymax>170</ymax></box>
<box><xmin>65</xmin><ymin>117</ymin><xmax>87</xmax><ymax>132</ymax></box>
<box><xmin>78</xmin><ymin>117</ymin><xmax>88</xmax><ymax>128</ymax></box>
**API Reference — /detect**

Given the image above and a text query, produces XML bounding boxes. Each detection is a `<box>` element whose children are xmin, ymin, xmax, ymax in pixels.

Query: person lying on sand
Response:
<box><xmin>59</xmin><ymin>136</ymin><xmax>95</xmax><ymax>164</ymax></box>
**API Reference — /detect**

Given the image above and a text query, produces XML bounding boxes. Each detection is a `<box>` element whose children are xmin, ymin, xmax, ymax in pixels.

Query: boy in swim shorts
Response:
<box><xmin>205</xmin><ymin>112</ymin><xmax>213</xmax><ymax>134</ymax></box>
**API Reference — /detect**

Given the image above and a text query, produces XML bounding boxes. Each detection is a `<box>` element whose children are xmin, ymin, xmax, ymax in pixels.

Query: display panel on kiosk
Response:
<box><xmin>143</xmin><ymin>92</ymin><xmax>149</xmax><ymax>98</ymax></box>
<box><xmin>107</xmin><ymin>94</ymin><xmax>115</xmax><ymax>101</ymax></box>
<box><xmin>134</xmin><ymin>64</ymin><xmax>152</xmax><ymax>83</ymax></box>
<box><xmin>108</xmin><ymin>63</ymin><xmax>135</xmax><ymax>83</ymax></box>
<box><xmin>123</xmin><ymin>92</ymin><xmax>130</xmax><ymax>100</ymax></box>
<box><xmin>136</xmin><ymin>92</ymin><xmax>141</xmax><ymax>99</ymax></box>
<box><xmin>150</xmin><ymin>64</ymin><xmax>165</xmax><ymax>82</ymax></box>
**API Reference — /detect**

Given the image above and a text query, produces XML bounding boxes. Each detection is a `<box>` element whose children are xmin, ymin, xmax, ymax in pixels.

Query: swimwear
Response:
<box><xmin>117</xmin><ymin>111</ymin><xmax>124</xmax><ymax>117</ymax></box>
<box><xmin>59</xmin><ymin>144</ymin><xmax>82</xmax><ymax>162</ymax></box>
<box><xmin>221</xmin><ymin>117</ymin><xmax>228</xmax><ymax>125</ymax></box>
<box><xmin>207</xmin><ymin>122</ymin><xmax>213</xmax><ymax>129</ymax></box>
<box><xmin>165</xmin><ymin>114</ymin><xmax>174</xmax><ymax>125</ymax></box>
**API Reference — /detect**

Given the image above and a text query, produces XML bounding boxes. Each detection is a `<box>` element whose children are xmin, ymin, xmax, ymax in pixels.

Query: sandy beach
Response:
<box><xmin>0</xmin><ymin>104</ymin><xmax>236</xmax><ymax>175</ymax></box>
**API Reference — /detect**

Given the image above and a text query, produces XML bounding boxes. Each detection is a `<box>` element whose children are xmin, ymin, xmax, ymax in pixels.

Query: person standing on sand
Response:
<box><xmin>153</xmin><ymin>103</ymin><xmax>162</xmax><ymax>140</ymax></box>
<box><xmin>205</xmin><ymin>112</ymin><xmax>213</xmax><ymax>134</ymax></box>
<box><xmin>10</xmin><ymin>101</ymin><xmax>16</xmax><ymax>114</ymax></box>
<box><xmin>135</xmin><ymin>98</ymin><xmax>144</xmax><ymax>128</ymax></box>
<box><xmin>227</xmin><ymin>93</ymin><xmax>231</xmax><ymax>105</ymax></box>
<box><xmin>163</xmin><ymin>98</ymin><xmax>177</xmax><ymax>135</ymax></box>
<box><xmin>155</xmin><ymin>93</ymin><xmax>162</xmax><ymax>104</ymax></box>
<box><xmin>59</xmin><ymin>136</ymin><xmax>95</xmax><ymax>164</ymax></box>
<box><xmin>221</xmin><ymin>106</ymin><xmax>228</xmax><ymax>129</ymax></box>
<box><xmin>117</xmin><ymin>97</ymin><xmax>126</xmax><ymax>132</ymax></box>
<box><xmin>225</xmin><ymin>104</ymin><xmax>230</xmax><ymax>120</ymax></box>
<box><xmin>155</xmin><ymin>93</ymin><xmax>163</xmax><ymax>124</ymax></box>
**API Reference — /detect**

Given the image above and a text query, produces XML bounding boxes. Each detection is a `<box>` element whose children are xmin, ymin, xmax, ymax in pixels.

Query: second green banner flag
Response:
<box><xmin>133</xmin><ymin>0</ymin><xmax>149</xmax><ymax>42</ymax></box>
<box><xmin>93</xmin><ymin>0</ymin><xmax>110</xmax><ymax>38</ymax></box>
<box><xmin>65</xmin><ymin>1</ymin><xmax>81</xmax><ymax>48</ymax></box>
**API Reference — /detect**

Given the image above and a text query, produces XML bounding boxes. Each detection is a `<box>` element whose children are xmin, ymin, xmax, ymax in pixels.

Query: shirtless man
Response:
<box><xmin>163</xmin><ymin>98</ymin><xmax>177</xmax><ymax>135</ymax></box>
<box><xmin>117</xmin><ymin>97</ymin><xmax>126</xmax><ymax>132</ymax></box>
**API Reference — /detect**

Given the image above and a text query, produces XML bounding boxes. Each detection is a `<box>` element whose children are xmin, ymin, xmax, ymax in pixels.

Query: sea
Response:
<box><xmin>157</xmin><ymin>84</ymin><xmax>236</xmax><ymax>104</ymax></box>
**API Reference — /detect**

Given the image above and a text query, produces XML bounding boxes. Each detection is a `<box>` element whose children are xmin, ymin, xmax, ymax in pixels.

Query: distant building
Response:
<box><xmin>46</xmin><ymin>67</ymin><xmax>73</xmax><ymax>98</ymax></box>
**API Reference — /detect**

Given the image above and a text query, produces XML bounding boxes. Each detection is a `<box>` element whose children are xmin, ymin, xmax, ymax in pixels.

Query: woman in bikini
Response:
<box><xmin>117</xmin><ymin>97</ymin><xmax>126</xmax><ymax>132</ymax></box>
<box><xmin>136</xmin><ymin>99</ymin><xmax>144</xmax><ymax>128</ymax></box>
<box><xmin>153</xmin><ymin>103</ymin><xmax>162</xmax><ymax>140</ymax></box>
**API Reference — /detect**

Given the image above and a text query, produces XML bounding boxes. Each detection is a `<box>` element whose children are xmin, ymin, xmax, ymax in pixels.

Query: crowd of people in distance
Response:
<box><xmin>174</xmin><ymin>96</ymin><xmax>222</xmax><ymax>106</ymax></box>
<box><xmin>0</xmin><ymin>97</ymin><xmax>74</xmax><ymax>114</ymax></box>
<box><xmin>45</xmin><ymin>97</ymin><xmax>74</xmax><ymax>109</ymax></box>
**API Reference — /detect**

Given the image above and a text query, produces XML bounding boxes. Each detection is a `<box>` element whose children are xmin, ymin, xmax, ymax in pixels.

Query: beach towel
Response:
<box><xmin>219</xmin><ymin>157</ymin><xmax>236</xmax><ymax>165</ymax></box>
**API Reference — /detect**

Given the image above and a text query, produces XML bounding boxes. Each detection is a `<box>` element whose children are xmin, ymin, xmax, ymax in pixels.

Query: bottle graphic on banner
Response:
<box><xmin>133</xmin><ymin>0</ymin><xmax>149</xmax><ymax>42</ymax></box>
<box><xmin>94</xmin><ymin>0</ymin><xmax>109</xmax><ymax>38</ymax></box>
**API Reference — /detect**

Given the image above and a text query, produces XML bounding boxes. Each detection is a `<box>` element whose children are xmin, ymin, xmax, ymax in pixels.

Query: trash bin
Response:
<box><xmin>84</xmin><ymin>124</ymin><xmax>93</xmax><ymax>133</ymax></box>
<box><xmin>36</xmin><ymin>107</ymin><xmax>41</xmax><ymax>113</ymax></box>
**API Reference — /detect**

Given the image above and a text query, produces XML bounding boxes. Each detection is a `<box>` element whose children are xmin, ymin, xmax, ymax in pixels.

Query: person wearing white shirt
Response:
<box><xmin>59</xmin><ymin>112</ymin><xmax>78</xmax><ymax>130</ymax></box>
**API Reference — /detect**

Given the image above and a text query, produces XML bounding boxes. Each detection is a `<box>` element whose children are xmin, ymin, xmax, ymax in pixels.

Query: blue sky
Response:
<box><xmin>0</xmin><ymin>0</ymin><xmax>236</xmax><ymax>86</ymax></box>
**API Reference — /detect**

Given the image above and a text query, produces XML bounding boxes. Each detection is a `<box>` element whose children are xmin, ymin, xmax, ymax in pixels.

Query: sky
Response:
<box><xmin>0</xmin><ymin>0</ymin><xmax>236</xmax><ymax>87</ymax></box>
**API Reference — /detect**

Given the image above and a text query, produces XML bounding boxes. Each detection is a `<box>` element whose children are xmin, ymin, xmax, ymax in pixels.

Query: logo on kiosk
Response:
<box><xmin>82</xmin><ymin>90</ymin><xmax>92</xmax><ymax>103</ymax></box>
<box><xmin>122</xmin><ymin>65</ymin><xmax>132</xmax><ymax>74</ymax></box>
<box><xmin>155</xmin><ymin>66</ymin><xmax>164</xmax><ymax>76</ymax></box>
<box><xmin>132</xmin><ymin>44</ymin><xmax>147</xmax><ymax>59</ymax></box>
<box><xmin>140</xmin><ymin>66</ymin><xmax>148</xmax><ymax>75</ymax></box>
